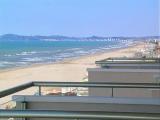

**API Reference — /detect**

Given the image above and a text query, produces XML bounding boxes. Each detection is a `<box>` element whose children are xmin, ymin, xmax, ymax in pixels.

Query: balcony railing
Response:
<box><xmin>1</xmin><ymin>81</ymin><xmax>160</xmax><ymax>98</ymax></box>
<box><xmin>0</xmin><ymin>81</ymin><xmax>160</xmax><ymax>119</ymax></box>
<box><xmin>95</xmin><ymin>57</ymin><xmax>160</xmax><ymax>65</ymax></box>
<box><xmin>0</xmin><ymin>109</ymin><xmax>160</xmax><ymax>120</ymax></box>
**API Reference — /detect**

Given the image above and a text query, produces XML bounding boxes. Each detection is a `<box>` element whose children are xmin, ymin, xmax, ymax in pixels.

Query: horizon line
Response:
<box><xmin>0</xmin><ymin>33</ymin><xmax>160</xmax><ymax>38</ymax></box>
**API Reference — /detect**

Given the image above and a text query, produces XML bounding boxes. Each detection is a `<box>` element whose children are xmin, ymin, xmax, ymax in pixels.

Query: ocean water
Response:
<box><xmin>0</xmin><ymin>39</ymin><xmax>134</xmax><ymax>70</ymax></box>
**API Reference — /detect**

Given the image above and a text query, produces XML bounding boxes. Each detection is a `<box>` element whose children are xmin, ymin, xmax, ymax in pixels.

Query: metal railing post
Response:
<box><xmin>111</xmin><ymin>87</ymin><xmax>114</xmax><ymax>97</ymax></box>
<box><xmin>15</xmin><ymin>102</ymin><xmax>27</xmax><ymax>120</ymax></box>
<box><xmin>22</xmin><ymin>102</ymin><xmax>27</xmax><ymax>120</ymax></box>
<box><xmin>38</xmin><ymin>86</ymin><xmax>41</xmax><ymax>96</ymax></box>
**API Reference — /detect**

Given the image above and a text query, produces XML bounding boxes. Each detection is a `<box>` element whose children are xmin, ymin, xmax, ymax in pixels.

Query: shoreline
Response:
<box><xmin>0</xmin><ymin>41</ymin><xmax>139</xmax><ymax>73</ymax></box>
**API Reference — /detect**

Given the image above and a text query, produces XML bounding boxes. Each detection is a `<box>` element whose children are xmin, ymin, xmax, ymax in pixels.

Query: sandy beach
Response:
<box><xmin>0</xmin><ymin>42</ymin><xmax>145</xmax><ymax>105</ymax></box>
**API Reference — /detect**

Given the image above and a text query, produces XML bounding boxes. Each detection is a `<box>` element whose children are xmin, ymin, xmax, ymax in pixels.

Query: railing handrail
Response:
<box><xmin>0</xmin><ymin>81</ymin><xmax>160</xmax><ymax>98</ymax></box>
<box><xmin>98</xmin><ymin>57</ymin><xmax>160</xmax><ymax>61</ymax></box>
<box><xmin>0</xmin><ymin>109</ymin><xmax>160</xmax><ymax>120</ymax></box>
<box><xmin>0</xmin><ymin>82</ymin><xmax>33</xmax><ymax>98</ymax></box>
<box><xmin>95</xmin><ymin>57</ymin><xmax>160</xmax><ymax>64</ymax></box>
<box><xmin>33</xmin><ymin>81</ymin><xmax>160</xmax><ymax>88</ymax></box>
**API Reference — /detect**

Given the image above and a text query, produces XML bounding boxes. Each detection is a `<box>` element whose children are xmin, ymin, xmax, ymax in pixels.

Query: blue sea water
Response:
<box><xmin>0</xmin><ymin>39</ymin><xmax>134</xmax><ymax>70</ymax></box>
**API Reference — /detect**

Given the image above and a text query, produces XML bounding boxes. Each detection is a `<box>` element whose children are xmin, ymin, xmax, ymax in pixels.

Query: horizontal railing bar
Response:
<box><xmin>95</xmin><ymin>58</ymin><xmax>160</xmax><ymax>64</ymax></box>
<box><xmin>95</xmin><ymin>61</ymin><xmax>160</xmax><ymax>64</ymax></box>
<box><xmin>0</xmin><ymin>82</ymin><xmax>33</xmax><ymax>98</ymax></box>
<box><xmin>33</xmin><ymin>81</ymin><xmax>160</xmax><ymax>88</ymax></box>
<box><xmin>97</xmin><ymin>57</ymin><xmax>160</xmax><ymax>61</ymax></box>
<box><xmin>0</xmin><ymin>110</ymin><xmax>160</xmax><ymax>120</ymax></box>
<box><xmin>0</xmin><ymin>81</ymin><xmax>160</xmax><ymax>98</ymax></box>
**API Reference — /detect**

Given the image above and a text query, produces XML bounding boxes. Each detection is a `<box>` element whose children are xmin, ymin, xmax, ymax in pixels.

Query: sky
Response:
<box><xmin>0</xmin><ymin>0</ymin><xmax>159</xmax><ymax>37</ymax></box>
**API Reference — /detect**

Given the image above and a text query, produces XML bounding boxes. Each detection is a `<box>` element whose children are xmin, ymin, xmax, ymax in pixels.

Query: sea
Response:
<box><xmin>0</xmin><ymin>39</ymin><xmax>134</xmax><ymax>70</ymax></box>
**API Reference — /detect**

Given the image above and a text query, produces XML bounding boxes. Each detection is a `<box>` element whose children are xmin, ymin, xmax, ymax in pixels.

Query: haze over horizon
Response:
<box><xmin>0</xmin><ymin>33</ymin><xmax>160</xmax><ymax>38</ymax></box>
<box><xmin>0</xmin><ymin>0</ymin><xmax>159</xmax><ymax>37</ymax></box>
